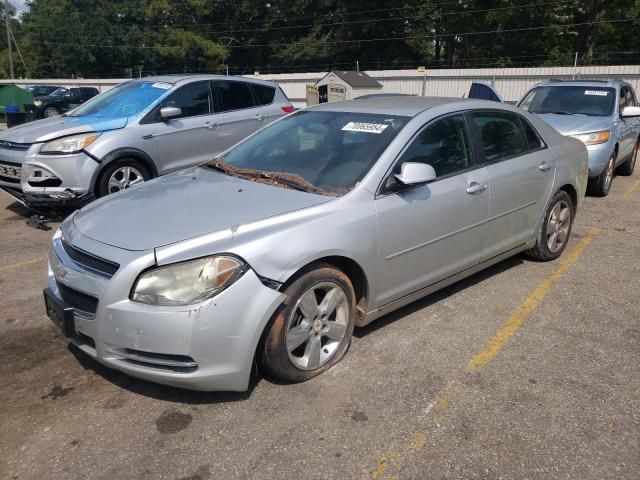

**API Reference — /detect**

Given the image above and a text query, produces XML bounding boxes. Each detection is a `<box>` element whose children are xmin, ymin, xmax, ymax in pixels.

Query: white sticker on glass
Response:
<box><xmin>341</xmin><ymin>122</ymin><xmax>389</xmax><ymax>134</ymax></box>
<box><xmin>584</xmin><ymin>90</ymin><xmax>609</xmax><ymax>96</ymax></box>
<box><xmin>152</xmin><ymin>82</ymin><xmax>173</xmax><ymax>90</ymax></box>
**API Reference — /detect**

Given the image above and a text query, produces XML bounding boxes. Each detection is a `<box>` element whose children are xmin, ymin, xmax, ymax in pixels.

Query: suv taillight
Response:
<box><xmin>282</xmin><ymin>106</ymin><xmax>295</xmax><ymax>113</ymax></box>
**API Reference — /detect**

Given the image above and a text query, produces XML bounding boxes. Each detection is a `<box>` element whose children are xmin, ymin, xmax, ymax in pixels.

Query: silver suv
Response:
<box><xmin>0</xmin><ymin>75</ymin><xmax>293</xmax><ymax>208</ymax></box>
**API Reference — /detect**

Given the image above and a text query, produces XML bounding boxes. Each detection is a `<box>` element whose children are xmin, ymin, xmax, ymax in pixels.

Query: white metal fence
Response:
<box><xmin>2</xmin><ymin>65</ymin><xmax>639</xmax><ymax>107</ymax></box>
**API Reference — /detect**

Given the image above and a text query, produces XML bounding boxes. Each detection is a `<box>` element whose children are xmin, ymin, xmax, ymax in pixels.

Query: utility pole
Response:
<box><xmin>5</xmin><ymin>0</ymin><xmax>14</xmax><ymax>79</ymax></box>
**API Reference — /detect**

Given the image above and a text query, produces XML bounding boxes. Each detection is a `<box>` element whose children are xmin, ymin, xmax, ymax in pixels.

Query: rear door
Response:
<box><xmin>374</xmin><ymin>113</ymin><xmax>490</xmax><ymax>306</ymax></box>
<box><xmin>469</xmin><ymin>110</ymin><xmax>556</xmax><ymax>259</ymax></box>
<box><xmin>148</xmin><ymin>80</ymin><xmax>219</xmax><ymax>172</ymax></box>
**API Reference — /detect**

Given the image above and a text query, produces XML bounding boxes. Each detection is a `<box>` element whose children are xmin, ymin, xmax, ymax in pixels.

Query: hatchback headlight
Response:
<box><xmin>571</xmin><ymin>130</ymin><xmax>610</xmax><ymax>146</ymax></box>
<box><xmin>40</xmin><ymin>133</ymin><xmax>100</xmax><ymax>154</ymax></box>
<box><xmin>131</xmin><ymin>256</ymin><xmax>245</xmax><ymax>306</ymax></box>
<box><xmin>34</xmin><ymin>99</ymin><xmax>42</xmax><ymax>106</ymax></box>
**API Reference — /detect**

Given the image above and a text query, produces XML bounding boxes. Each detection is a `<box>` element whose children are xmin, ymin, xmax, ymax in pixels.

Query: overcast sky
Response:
<box><xmin>9</xmin><ymin>0</ymin><xmax>28</xmax><ymax>14</ymax></box>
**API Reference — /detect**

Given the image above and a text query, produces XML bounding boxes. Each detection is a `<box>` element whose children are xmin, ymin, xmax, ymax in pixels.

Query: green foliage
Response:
<box><xmin>3</xmin><ymin>0</ymin><xmax>639</xmax><ymax>78</ymax></box>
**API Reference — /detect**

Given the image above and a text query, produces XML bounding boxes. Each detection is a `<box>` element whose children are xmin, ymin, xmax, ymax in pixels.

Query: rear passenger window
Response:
<box><xmin>395</xmin><ymin>114</ymin><xmax>473</xmax><ymax>178</ymax></box>
<box><xmin>252</xmin><ymin>84</ymin><xmax>276</xmax><ymax>105</ymax></box>
<box><xmin>215</xmin><ymin>81</ymin><xmax>255</xmax><ymax>111</ymax></box>
<box><xmin>472</xmin><ymin>112</ymin><xmax>529</xmax><ymax>162</ymax></box>
<box><xmin>520</xmin><ymin>118</ymin><xmax>544</xmax><ymax>151</ymax></box>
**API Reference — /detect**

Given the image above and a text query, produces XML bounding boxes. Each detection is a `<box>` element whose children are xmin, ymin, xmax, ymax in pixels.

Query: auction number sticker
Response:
<box><xmin>152</xmin><ymin>82</ymin><xmax>173</xmax><ymax>90</ymax></box>
<box><xmin>584</xmin><ymin>90</ymin><xmax>609</xmax><ymax>96</ymax></box>
<box><xmin>341</xmin><ymin>122</ymin><xmax>389</xmax><ymax>134</ymax></box>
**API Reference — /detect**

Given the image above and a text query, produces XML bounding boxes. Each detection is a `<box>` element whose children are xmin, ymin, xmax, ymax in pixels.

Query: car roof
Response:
<box><xmin>134</xmin><ymin>74</ymin><xmax>279</xmax><ymax>88</ymax></box>
<box><xmin>539</xmin><ymin>79</ymin><xmax>627</xmax><ymax>88</ymax></box>
<box><xmin>306</xmin><ymin>96</ymin><xmax>491</xmax><ymax>117</ymax></box>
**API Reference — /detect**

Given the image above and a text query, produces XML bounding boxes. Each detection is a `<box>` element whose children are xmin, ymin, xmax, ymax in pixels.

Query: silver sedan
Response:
<box><xmin>44</xmin><ymin>97</ymin><xmax>588</xmax><ymax>391</ymax></box>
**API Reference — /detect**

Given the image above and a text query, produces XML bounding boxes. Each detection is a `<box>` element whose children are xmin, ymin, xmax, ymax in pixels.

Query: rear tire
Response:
<box><xmin>259</xmin><ymin>264</ymin><xmax>356</xmax><ymax>383</ymax></box>
<box><xmin>617</xmin><ymin>139</ymin><xmax>638</xmax><ymax>176</ymax></box>
<box><xmin>587</xmin><ymin>152</ymin><xmax>615</xmax><ymax>197</ymax></box>
<box><xmin>96</xmin><ymin>158</ymin><xmax>151</xmax><ymax>198</ymax></box>
<box><xmin>526</xmin><ymin>190</ymin><xmax>573</xmax><ymax>262</ymax></box>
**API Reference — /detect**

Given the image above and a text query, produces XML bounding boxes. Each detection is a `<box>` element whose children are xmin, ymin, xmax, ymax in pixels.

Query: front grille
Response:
<box><xmin>0</xmin><ymin>160</ymin><xmax>21</xmax><ymax>183</ymax></box>
<box><xmin>61</xmin><ymin>240</ymin><xmax>119</xmax><ymax>278</ymax></box>
<box><xmin>0</xmin><ymin>141</ymin><xmax>30</xmax><ymax>151</ymax></box>
<box><xmin>57</xmin><ymin>282</ymin><xmax>98</xmax><ymax>314</ymax></box>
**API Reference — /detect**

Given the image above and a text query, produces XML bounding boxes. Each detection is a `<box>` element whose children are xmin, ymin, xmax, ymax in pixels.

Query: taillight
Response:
<box><xmin>281</xmin><ymin>106</ymin><xmax>295</xmax><ymax>113</ymax></box>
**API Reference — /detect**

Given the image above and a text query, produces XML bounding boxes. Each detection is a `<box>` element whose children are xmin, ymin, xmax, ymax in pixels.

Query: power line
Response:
<box><xmin>23</xmin><ymin>1</ymin><xmax>574</xmax><ymax>40</ymax></box>
<box><xmin>22</xmin><ymin>17</ymin><xmax>637</xmax><ymax>50</ymax></box>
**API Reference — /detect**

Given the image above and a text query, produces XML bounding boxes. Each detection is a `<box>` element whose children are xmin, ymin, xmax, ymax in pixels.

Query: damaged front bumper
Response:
<box><xmin>46</xmin><ymin>229</ymin><xmax>286</xmax><ymax>392</ymax></box>
<box><xmin>0</xmin><ymin>147</ymin><xmax>99</xmax><ymax>208</ymax></box>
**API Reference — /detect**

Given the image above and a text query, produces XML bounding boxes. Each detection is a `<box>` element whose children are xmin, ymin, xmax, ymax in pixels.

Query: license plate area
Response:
<box><xmin>43</xmin><ymin>288</ymin><xmax>76</xmax><ymax>338</ymax></box>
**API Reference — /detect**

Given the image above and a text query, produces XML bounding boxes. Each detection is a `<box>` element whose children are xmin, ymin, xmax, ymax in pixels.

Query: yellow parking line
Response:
<box><xmin>370</xmin><ymin>227</ymin><xmax>601</xmax><ymax>479</ymax></box>
<box><xmin>0</xmin><ymin>257</ymin><xmax>45</xmax><ymax>273</ymax></box>
<box><xmin>465</xmin><ymin>227</ymin><xmax>600</xmax><ymax>372</ymax></box>
<box><xmin>622</xmin><ymin>180</ymin><xmax>640</xmax><ymax>199</ymax></box>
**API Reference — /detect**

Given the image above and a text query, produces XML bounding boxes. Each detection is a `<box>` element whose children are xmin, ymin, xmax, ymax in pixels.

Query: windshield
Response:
<box><xmin>67</xmin><ymin>81</ymin><xmax>171</xmax><ymax>118</ymax></box>
<box><xmin>50</xmin><ymin>87</ymin><xmax>67</xmax><ymax>97</ymax></box>
<box><xmin>519</xmin><ymin>86</ymin><xmax>615</xmax><ymax>116</ymax></box>
<box><xmin>214</xmin><ymin>111</ymin><xmax>410</xmax><ymax>195</ymax></box>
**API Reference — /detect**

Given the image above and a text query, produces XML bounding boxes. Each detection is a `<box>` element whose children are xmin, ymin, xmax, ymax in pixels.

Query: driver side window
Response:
<box><xmin>395</xmin><ymin>114</ymin><xmax>473</xmax><ymax>178</ymax></box>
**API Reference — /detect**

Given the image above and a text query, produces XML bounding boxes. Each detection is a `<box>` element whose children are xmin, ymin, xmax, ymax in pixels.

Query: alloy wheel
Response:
<box><xmin>546</xmin><ymin>199</ymin><xmax>571</xmax><ymax>253</ymax></box>
<box><xmin>285</xmin><ymin>281</ymin><xmax>350</xmax><ymax>371</ymax></box>
<box><xmin>604</xmin><ymin>156</ymin><xmax>615</xmax><ymax>192</ymax></box>
<box><xmin>107</xmin><ymin>166</ymin><xmax>145</xmax><ymax>194</ymax></box>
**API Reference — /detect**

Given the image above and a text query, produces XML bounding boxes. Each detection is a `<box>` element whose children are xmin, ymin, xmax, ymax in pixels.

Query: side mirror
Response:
<box><xmin>160</xmin><ymin>106</ymin><xmax>182</xmax><ymax>121</ymax></box>
<box><xmin>621</xmin><ymin>106</ymin><xmax>640</xmax><ymax>118</ymax></box>
<box><xmin>394</xmin><ymin>162</ymin><xmax>437</xmax><ymax>186</ymax></box>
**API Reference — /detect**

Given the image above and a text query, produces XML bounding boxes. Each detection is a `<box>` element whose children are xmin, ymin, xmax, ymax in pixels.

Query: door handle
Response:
<box><xmin>204</xmin><ymin>121</ymin><xmax>218</xmax><ymax>130</ymax></box>
<box><xmin>538</xmin><ymin>161</ymin><xmax>552</xmax><ymax>172</ymax></box>
<box><xmin>254</xmin><ymin>114</ymin><xmax>264</xmax><ymax>121</ymax></box>
<box><xmin>466</xmin><ymin>182</ymin><xmax>487</xmax><ymax>194</ymax></box>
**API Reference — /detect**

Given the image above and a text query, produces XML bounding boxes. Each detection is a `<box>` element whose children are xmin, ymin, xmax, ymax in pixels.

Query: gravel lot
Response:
<box><xmin>1</xmin><ymin>175</ymin><xmax>639</xmax><ymax>480</ymax></box>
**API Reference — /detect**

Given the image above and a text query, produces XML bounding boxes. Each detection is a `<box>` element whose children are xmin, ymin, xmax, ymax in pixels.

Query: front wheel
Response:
<box><xmin>260</xmin><ymin>265</ymin><xmax>356</xmax><ymax>383</ymax></box>
<box><xmin>43</xmin><ymin>106</ymin><xmax>60</xmax><ymax>118</ymax></box>
<box><xmin>526</xmin><ymin>190</ymin><xmax>574</xmax><ymax>261</ymax></box>
<box><xmin>96</xmin><ymin>159</ymin><xmax>150</xmax><ymax>198</ymax></box>
<box><xmin>617</xmin><ymin>139</ymin><xmax>638</xmax><ymax>176</ymax></box>
<box><xmin>587</xmin><ymin>153</ymin><xmax>615</xmax><ymax>197</ymax></box>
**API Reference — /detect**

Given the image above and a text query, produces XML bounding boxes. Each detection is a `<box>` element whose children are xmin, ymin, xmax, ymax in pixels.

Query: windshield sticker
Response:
<box><xmin>584</xmin><ymin>90</ymin><xmax>609</xmax><ymax>96</ymax></box>
<box><xmin>152</xmin><ymin>82</ymin><xmax>172</xmax><ymax>90</ymax></box>
<box><xmin>341</xmin><ymin>122</ymin><xmax>389</xmax><ymax>134</ymax></box>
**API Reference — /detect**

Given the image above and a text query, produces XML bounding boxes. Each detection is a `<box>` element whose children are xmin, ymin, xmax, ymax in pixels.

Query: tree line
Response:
<box><xmin>0</xmin><ymin>0</ymin><xmax>638</xmax><ymax>79</ymax></box>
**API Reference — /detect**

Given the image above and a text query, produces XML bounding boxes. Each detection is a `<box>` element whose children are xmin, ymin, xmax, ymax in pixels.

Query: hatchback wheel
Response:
<box><xmin>588</xmin><ymin>153</ymin><xmax>615</xmax><ymax>197</ymax></box>
<box><xmin>617</xmin><ymin>138</ymin><xmax>638</xmax><ymax>176</ymax></box>
<box><xmin>96</xmin><ymin>159</ymin><xmax>151</xmax><ymax>198</ymax></box>
<box><xmin>260</xmin><ymin>264</ymin><xmax>356</xmax><ymax>383</ymax></box>
<box><xmin>44</xmin><ymin>106</ymin><xmax>60</xmax><ymax>118</ymax></box>
<box><xmin>526</xmin><ymin>190</ymin><xmax>573</xmax><ymax>261</ymax></box>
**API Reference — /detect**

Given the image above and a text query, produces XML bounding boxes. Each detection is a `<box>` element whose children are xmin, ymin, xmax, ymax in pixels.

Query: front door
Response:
<box><xmin>469</xmin><ymin>111</ymin><xmax>556</xmax><ymax>259</ymax></box>
<box><xmin>374</xmin><ymin>113</ymin><xmax>490</xmax><ymax>307</ymax></box>
<box><xmin>151</xmin><ymin>80</ymin><xmax>219</xmax><ymax>173</ymax></box>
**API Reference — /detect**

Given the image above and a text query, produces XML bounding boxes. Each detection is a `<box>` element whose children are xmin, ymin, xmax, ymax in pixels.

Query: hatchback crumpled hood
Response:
<box><xmin>535</xmin><ymin>113</ymin><xmax>611</xmax><ymax>136</ymax></box>
<box><xmin>0</xmin><ymin>114</ymin><xmax>128</xmax><ymax>144</ymax></box>
<box><xmin>73</xmin><ymin>167</ymin><xmax>332</xmax><ymax>251</ymax></box>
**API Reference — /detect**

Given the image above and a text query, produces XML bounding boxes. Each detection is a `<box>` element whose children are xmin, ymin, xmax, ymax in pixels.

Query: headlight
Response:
<box><xmin>34</xmin><ymin>100</ymin><xmax>42</xmax><ymax>106</ymax></box>
<box><xmin>571</xmin><ymin>130</ymin><xmax>610</xmax><ymax>146</ymax></box>
<box><xmin>131</xmin><ymin>256</ymin><xmax>245</xmax><ymax>306</ymax></box>
<box><xmin>40</xmin><ymin>133</ymin><xmax>100</xmax><ymax>154</ymax></box>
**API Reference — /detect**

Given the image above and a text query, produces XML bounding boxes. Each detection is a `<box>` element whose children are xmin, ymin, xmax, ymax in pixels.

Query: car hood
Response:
<box><xmin>72</xmin><ymin>167</ymin><xmax>333</xmax><ymax>251</ymax></box>
<box><xmin>534</xmin><ymin>113</ymin><xmax>612</xmax><ymax>136</ymax></box>
<box><xmin>0</xmin><ymin>115</ymin><xmax>128</xmax><ymax>143</ymax></box>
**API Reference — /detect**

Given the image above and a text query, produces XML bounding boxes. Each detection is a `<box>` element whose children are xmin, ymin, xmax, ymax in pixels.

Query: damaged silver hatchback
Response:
<box><xmin>45</xmin><ymin>97</ymin><xmax>588</xmax><ymax>391</ymax></box>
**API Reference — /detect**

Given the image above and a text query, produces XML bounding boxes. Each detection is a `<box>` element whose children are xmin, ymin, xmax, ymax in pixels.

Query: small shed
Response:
<box><xmin>307</xmin><ymin>70</ymin><xmax>382</xmax><ymax>105</ymax></box>
<box><xmin>0</xmin><ymin>84</ymin><xmax>34</xmax><ymax>115</ymax></box>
